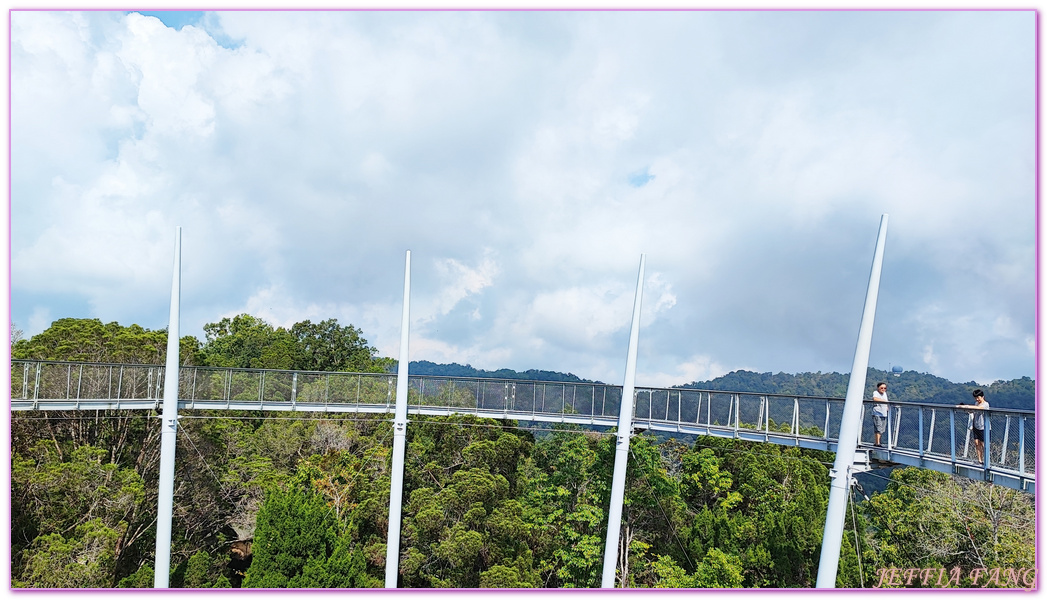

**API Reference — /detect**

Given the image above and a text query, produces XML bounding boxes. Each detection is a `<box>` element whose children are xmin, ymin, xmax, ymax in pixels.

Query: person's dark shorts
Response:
<box><xmin>972</xmin><ymin>427</ymin><xmax>984</xmax><ymax>442</ymax></box>
<box><xmin>873</xmin><ymin>415</ymin><xmax>886</xmax><ymax>434</ymax></box>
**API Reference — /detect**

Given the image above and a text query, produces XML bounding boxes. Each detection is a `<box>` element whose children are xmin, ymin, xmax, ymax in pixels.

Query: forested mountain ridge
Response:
<box><xmin>9</xmin><ymin>316</ymin><xmax>1036</xmax><ymax>589</ymax></box>
<box><xmin>402</xmin><ymin>362</ymin><xmax>1035</xmax><ymax>411</ymax></box>
<box><xmin>15</xmin><ymin>317</ymin><xmax>1032</xmax><ymax>409</ymax></box>
<box><xmin>407</xmin><ymin>360</ymin><xmax>593</xmax><ymax>383</ymax></box>
<box><xmin>683</xmin><ymin>369</ymin><xmax>1035</xmax><ymax>410</ymax></box>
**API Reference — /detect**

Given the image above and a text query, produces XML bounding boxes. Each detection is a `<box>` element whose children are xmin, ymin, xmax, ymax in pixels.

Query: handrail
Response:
<box><xmin>10</xmin><ymin>359</ymin><xmax>1034</xmax><ymax>492</ymax></box>
<box><xmin>12</xmin><ymin>360</ymin><xmax>1034</xmax><ymax>414</ymax></box>
<box><xmin>670</xmin><ymin>385</ymin><xmax>844</xmax><ymax>402</ymax></box>
<box><xmin>12</xmin><ymin>360</ymin><xmax>1035</xmax><ymax>418</ymax></box>
<box><xmin>866</xmin><ymin>397</ymin><xmax>1035</xmax><ymax>416</ymax></box>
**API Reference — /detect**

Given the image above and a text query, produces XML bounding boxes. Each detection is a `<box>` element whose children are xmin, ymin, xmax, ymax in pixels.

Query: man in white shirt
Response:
<box><xmin>872</xmin><ymin>382</ymin><xmax>889</xmax><ymax>446</ymax></box>
<box><xmin>958</xmin><ymin>389</ymin><xmax>990</xmax><ymax>463</ymax></box>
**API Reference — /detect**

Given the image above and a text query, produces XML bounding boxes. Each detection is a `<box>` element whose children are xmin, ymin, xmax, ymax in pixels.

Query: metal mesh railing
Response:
<box><xmin>633</xmin><ymin>388</ymin><xmax>845</xmax><ymax>441</ymax></box>
<box><xmin>11</xmin><ymin>360</ymin><xmax>1034</xmax><ymax>482</ymax></box>
<box><xmin>859</xmin><ymin>401</ymin><xmax>1035</xmax><ymax>476</ymax></box>
<box><xmin>404</xmin><ymin>377</ymin><xmax>623</xmax><ymax>420</ymax></box>
<box><xmin>12</xmin><ymin>361</ymin><xmax>163</xmax><ymax>403</ymax></box>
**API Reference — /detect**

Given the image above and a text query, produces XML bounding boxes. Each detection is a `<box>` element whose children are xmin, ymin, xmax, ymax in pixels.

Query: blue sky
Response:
<box><xmin>9</xmin><ymin>10</ymin><xmax>1036</xmax><ymax>386</ymax></box>
<box><xmin>136</xmin><ymin>11</ymin><xmax>204</xmax><ymax>30</ymax></box>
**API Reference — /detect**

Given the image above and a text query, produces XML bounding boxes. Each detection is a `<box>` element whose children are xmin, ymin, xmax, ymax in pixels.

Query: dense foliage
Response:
<box><xmin>12</xmin><ymin>317</ymin><xmax>204</xmax><ymax>365</ymax></box>
<box><xmin>9</xmin><ymin>316</ymin><xmax>1036</xmax><ymax>588</ymax></box>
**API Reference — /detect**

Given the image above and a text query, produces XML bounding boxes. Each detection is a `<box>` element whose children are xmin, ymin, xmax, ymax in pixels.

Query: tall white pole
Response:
<box><xmin>600</xmin><ymin>254</ymin><xmax>645</xmax><ymax>588</ymax></box>
<box><xmin>385</xmin><ymin>250</ymin><xmax>411</xmax><ymax>588</ymax></box>
<box><xmin>816</xmin><ymin>214</ymin><xmax>889</xmax><ymax>588</ymax></box>
<box><xmin>154</xmin><ymin>227</ymin><xmax>182</xmax><ymax>588</ymax></box>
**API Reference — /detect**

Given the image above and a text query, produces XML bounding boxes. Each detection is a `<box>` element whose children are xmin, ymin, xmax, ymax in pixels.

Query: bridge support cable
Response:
<box><xmin>848</xmin><ymin>482</ymin><xmax>865</xmax><ymax>588</ymax></box>
<box><xmin>385</xmin><ymin>251</ymin><xmax>412</xmax><ymax>588</ymax></box>
<box><xmin>600</xmin><ymin>254</ymin><xmax>645</xmax><ymax>589</ymax></box>
<box><xmin>816</xmin><ymin>214</ymin><xmax>888</xmax><ymax>588</ymax></box>
<box><xmin>154</xmin><ymin>227</ymin><xmax>182</xmax><ymax>588</ymax></box>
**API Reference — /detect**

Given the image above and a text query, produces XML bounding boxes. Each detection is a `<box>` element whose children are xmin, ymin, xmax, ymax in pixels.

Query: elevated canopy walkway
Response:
<box><xmin>11</xmin><ymin>359</ymin><xmax>1034</xmax><ymax>493</ymax></box>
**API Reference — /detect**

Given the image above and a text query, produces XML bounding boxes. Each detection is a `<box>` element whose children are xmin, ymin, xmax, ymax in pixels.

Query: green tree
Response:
<box><xmin>479</xmin><ymin>553</ymin><xmax>542</xmax><ymax>587</ymax></box>
<box><xmin>728</xmin><ymin>443</ymin><xmax>829</xmax><ymax>587</ymax></box>
<box><xmin>202</xmin><ymin>314</ymin><xmax>297</xmax><ymax>369</ymax></box>
<box><xmin>669</xmin><ymin>439</ymin><xmax>831</xmax><ymax>588</ymax></box>
<box><xmin>243</xmin><ymin>478</ymin><xmax>377</xmax><ymax>588</ymax></box>
<box><xmin>243</xmin><ymin>485</ymin><xmax>336</xmax><ymax>588</ymax></box>
<box><xmin>615</xmin><ymin>435</ymin><xmax>689</xmax><ymax>587</ymax></box>
<box><xmin>13</xmin><ymin>317</ymin><xmax>201</xmax><ymax>364</ymax></box>
<box><xmin>861</xmin><ymin>467</ymin><xmax>1035</xmax><ymax>587</ymax></box>
<box><xmin>692</xmin><ymin>547</ymin><xmax>744</xmax><ymax>587</ymax></box>
<box><xmin>201</xmin><ymin>314</ymin><xmax>388</xmax><ymax>373</ymax></box>
<box><xmin>649</xmin><ymin>554</ymin><xmax>696</xmax><ymax>587</ymax></box>
<box><xmin>12</xmin><ymin>443</ymin><xmax>147</xmax><ymax>574</ymax></box>
<box><xmin>522</xmin><ymin>430</ymin><xmax>613</xmax><ymax>588</ymax></box>
<box><xmin>178</xmin><ymin>550</ymin><xmax>231</xmax><ymax>588</ymax></box>
<box><xmin>395</xmin><ymin>416</ymin><xmax>538</xmax><ymax>588</ymax></box>
<box><xmin>116</xmin><ymin>564</ymin><xmax>154</xmax><ymax>588</ymax></box>
<box><xmin>16</xmin><ymin>519</ymin><xmax>121</xmax><ymax>588</ymax></box>
<box><xmin>11</xmin><ymin>316</ymin><xmax>202</xmax><ymax>573</ymax></box>
<box><xmin>290</xmin><ymin>318</ymin><xmax>387</xmax><ymax>372</ymax></box>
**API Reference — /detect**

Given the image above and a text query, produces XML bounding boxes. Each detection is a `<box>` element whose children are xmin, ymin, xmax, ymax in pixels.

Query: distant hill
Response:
<box><xmin>682</xmin><ymin>368</ymin><xmax>1034</xmax><ymax>411</ymax></box>
<box><xmin>404</xmin><ymin>362</ymin><xmax>1034</xmax><ymax>411</ymax></box>
<box><xmin>406</xmin><ymin>360</ymin><xmax>596</xmax><ymax>383</ymax></box>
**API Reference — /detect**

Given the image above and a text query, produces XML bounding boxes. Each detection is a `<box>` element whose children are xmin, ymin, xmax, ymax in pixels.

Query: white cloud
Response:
<box><xmin>642</xmin><ymin>272</ymin><xmax>677</xmax><ymax>323</ymax></box>
<box><xmin>922</xmin><ymin>343</ymin><xmax>939</xmax><ymax>373</ymax></box>
<box><xmin>905</xmin><ymin>301</ymin><xmax>1033</xmax><ymax>384</ymax></box>
<box><xmin>639</xmin><ymin>354</ymin><xmax>728</xmax><ymax>389</ymax></box>
<box><xmin>28</xmin><ymin>307</ymin><xmax>53</xmax><ymax>336</ymax></box>
<box><xmin>360</xmin><ymin>152</ymin><xmax>393</xmax><ymax>184</ymax></box>
<box><xmin>520</xmin><ymin>283</ymin><xmax>633</xmax><ymax>350</ymax></box>
<box><xmin>235</xmin><ymin>284</ymin><xmax>300</xmax><ymax>329</ymax></box>
<box><xmin>10</xmin><ymin>10</ymin><xmax>1034</xmax><ymax>387</ymax></box>
<box><xmin>119</xmin><ymin>14</ymin><xmax>218</xmax><ymax>137</ymax></box>
<box><xmin>409</xmin><ymin>335</ymin><xmax>513</xmax><ymax>369</ymax></box>
<box><xmin>426</xmin><ymin>252</ymin><xmax>499</xmax><ymax>319</ymax></box>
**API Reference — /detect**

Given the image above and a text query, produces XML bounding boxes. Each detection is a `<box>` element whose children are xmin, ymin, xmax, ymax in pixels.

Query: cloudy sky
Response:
<box><xmin>10</xmin><ymin>10</ymin><xmax>1035</xmax><ymax>387</ymax></box>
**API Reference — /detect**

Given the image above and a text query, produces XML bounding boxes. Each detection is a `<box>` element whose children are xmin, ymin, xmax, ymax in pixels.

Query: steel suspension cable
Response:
<box><xmin>848</xmin><ymin>483</ymin><xmax>864</xmax><ymax>587</ymax></box>
<box><xmin>628</xmin><ymin>446</ymin><xmax>696</xmax><ymax>572</ymax></box>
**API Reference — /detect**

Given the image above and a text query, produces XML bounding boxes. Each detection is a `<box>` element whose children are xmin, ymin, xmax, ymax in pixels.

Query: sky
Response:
<box><xmin>8</xmin><ymin>9</ymin><xmax>1036</xmax><ymax>388</ymax></box>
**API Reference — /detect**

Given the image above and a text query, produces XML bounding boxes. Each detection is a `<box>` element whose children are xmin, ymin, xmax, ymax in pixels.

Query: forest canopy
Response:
<box><xmin>9</xmin><ymin>316</ymin><xmax>1036</xmax><ymax>589</ymax></box>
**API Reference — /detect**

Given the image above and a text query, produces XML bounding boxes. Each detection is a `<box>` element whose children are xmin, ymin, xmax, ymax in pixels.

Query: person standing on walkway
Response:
<box><xmin>872</xmin><ymin>382</ymin><xmax>889</xmax><ymax>447</ymax></box>
<box><xmin>958</xmin><ymin>389</ymin><xmax>990</xmax><ymax>463</ymax></box>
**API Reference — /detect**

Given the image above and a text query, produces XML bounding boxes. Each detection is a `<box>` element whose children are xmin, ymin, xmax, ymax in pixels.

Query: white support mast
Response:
<box><xmin>385</xmin><ymin>250</ymin><xmax>412</xmax><ymax>588</ymax></box>
<box><xmin>816</xmin><ymin>214</ymin><xmax>889</xmax><ymax>588</ymax></box>
<box><xmin>600</xmin><ymin>254</ymin><xmax>646</xmax><ymax>588</ymax></box>
<box><xmin>154</xmin><ymin>227</ymin><xmax>182</xmax><ymax>588</ymax></box>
